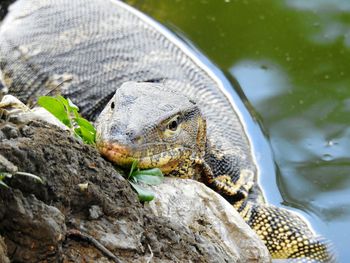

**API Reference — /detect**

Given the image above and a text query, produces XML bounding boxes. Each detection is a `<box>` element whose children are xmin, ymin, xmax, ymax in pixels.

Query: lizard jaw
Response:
<box><xmin>96</xmin><ymin>141</ymin><xmax>194</xmax><ymax>173</ymax></box>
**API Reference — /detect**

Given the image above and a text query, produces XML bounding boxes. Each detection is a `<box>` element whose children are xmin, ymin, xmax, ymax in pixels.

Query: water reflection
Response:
<box><xmin>286</xmin><ymin>0</ymin><xmax>350</xmax><ymax>12</ymax></box>
<box><xmin>230</xmin><ymin>60</ymin><xmax>290</xmax><ymax>107</ymax></box>
<box><xmin>128</xmin><ymin>0</ymin><xmax>350</xmax><ymax>261</ymax></box>
<box><xmin>286</xmin><ymin>0</ymin><xmax>350</xmax><ymax>47</ymax></box>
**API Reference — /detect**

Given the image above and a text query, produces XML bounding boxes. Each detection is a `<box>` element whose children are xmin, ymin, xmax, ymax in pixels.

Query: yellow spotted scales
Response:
<box><xmin>96</xmin><ymin>82</ymin><xmax>334</xmax><ymax>262</ymax></box>
<box><xmin>0</xmin><ymin>0</ymin><xmax>334</xmax><ymax>261</ymax></box>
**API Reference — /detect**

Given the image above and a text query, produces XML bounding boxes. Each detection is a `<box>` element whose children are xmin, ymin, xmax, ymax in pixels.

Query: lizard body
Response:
<box><xmin>0</xmin><ymin>0</ymin><xmax>333</xmax><ymax>261</ymax></box>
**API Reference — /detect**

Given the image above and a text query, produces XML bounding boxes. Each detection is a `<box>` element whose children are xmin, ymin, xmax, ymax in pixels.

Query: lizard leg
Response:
<box><xmin>198</xmin><ymin>155</ymin><xmax>255</xmax><ymax>201</ymax></box>
<box><xmin>200</xmin><ymin>142</ymin><xmax>258</xmax><ymax>202</ymax></box>
<box><xmin>242</xmin><ymin>202</ymin><xmax>334</xmax><ymax>262</ymax></box>
<box><xmin>207</xmin><ymin>169</ymin><xmax>255</xmax><ymax>200</ymax></box>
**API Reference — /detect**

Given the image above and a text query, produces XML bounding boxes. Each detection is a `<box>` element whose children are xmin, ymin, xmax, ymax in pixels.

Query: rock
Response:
<box><xmin>0</xmin><ymin>236</ymin><xmax>10</xmax><ymax>263</ymax></box>
<box><xmin>0</xmin><ymin>189</ymin><xmax>66</xmax><ymax>261</ymax></box>
<box><xmin>0</xmin><ymin>94</ymin><xmax>68</xmax><ymax>130</ymax></box>
<box><xmin>0</xmin><ymin>119</ymin><xmax>271</xmax><ymax>262</ymax></box>
<box><xmin>146</xmin><ymin>178</ymin><xmax>271</xmax><ymax>263</ymax></box>
<box><xmin>89</xmin><ymin>205</ymin><xmax>103</xmax><ymax>220</ymax></box>
<box><xmin>0</xmin><ymin>120</ymin><xmax>143</xmax><ymax>262</ymax></box>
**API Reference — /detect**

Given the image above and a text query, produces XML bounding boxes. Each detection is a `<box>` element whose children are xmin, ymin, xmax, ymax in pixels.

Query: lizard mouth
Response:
<box><xmin>97</xmin><ymin>142</ymin><xmax>135</xmax><ymax>166</ymax></box>
<box><xmin>96</xmin><ymin>141</ymin><xmax>190</xmax><ymax>173</ymax></box>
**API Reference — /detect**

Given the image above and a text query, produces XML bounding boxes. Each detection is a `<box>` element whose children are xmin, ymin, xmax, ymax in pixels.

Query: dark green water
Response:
<box><xmin>127</xmin><ymin>0</ymin><xmax>350</xmax><ymax>261</ymax></box>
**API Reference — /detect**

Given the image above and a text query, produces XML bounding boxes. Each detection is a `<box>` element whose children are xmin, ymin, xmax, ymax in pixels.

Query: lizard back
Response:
<box><xmin>0</xmin><ymin>0</ymin><xmax>258</xmax><ymax>189</ymax></box>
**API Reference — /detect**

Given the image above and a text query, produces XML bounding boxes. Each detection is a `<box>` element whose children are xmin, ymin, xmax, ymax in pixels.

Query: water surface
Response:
<box><xmin>127</xmin><ymin>0</ymin><xmax>350</xmax><ymax>261</ymax></box>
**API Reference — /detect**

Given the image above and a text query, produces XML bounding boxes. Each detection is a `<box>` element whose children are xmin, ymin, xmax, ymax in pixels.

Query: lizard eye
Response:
<box><xmin>168</xmin><ymin>119</ymin><xmax>178</xmax><ymax>131</ymax></box>
<box><xmin>163</xmin><ymin>115</ymin><xmax>181</xmax><ymax>138</ymax></box>
<box><xmin>111</xmin><ymin>102</ymin><xmax>115</xmax><ymax>109</ymax></box>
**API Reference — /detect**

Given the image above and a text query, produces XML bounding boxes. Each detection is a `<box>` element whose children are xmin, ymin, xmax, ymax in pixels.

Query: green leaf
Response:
<box><xmin>0</xmin><ymin>172</ymin><xmax>11</xmax><ymax>188</ymax></box>
<box><xmin>0</xmin><ymin>172</ymin><xmax>12</xmax><ymax>180</ymax></box>
<box><xmin>39</xmin><ymin>95</ymin><xmax>97</xmax><ymax>144</ymax></box>
<box><xmin>56</xmin><ymin>95</ymin><xmax>69</xmax><ymax>109</ymax></box>
<box><xmin>38</xmin><ymin>96</ymin><xmax>71</xmax><ymax>127</ymax></box>
<box><xmin>67</xmin><ymin>97</ymin><xmax>79</xmax><ymax>111</ymax></box>
<box><xmin>132</xmin><ymin>168</ymin><xmax>164</xmax><ymax>185</ymax></box>
<box><xmin>128</xmin><ymin>160</ymin><xmax>139</xmax><ymax>179</ymax></box>
<box><xmin>75</xmin><ymin>117</ymin><xmax>96</xmax><ymax>135</ymax></box>
<box><xmin>56</xmin><ymin>96</ymin><xmax>78</xmax><ymax>111</ymax></box>
<box><xmin>74</xmin><ymin>116</ymin><xmax>96</xmax><ymax>144</ymax></box>
<box><xmin>57</xmin><ymin>96</ymin><xmax>79</xmax><ymax>119</ymax></box>
<box><xmin>0</xmin><ymin>180</ymin><xmax>8</xmax><ymax>188</ymax></box>
<box><xmin>74</xmin><ymin>126</ymin><xmax>95</xmax><ymax>144</ymax></box>
<box><xmin>129</xmin><ymin>181</ymin><xmax>155</xmax><ymax>202</ymax></box>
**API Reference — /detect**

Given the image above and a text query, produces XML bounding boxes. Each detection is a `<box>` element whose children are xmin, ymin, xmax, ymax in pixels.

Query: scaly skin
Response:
<box><xmin>96</xmin><ymin>82</ymin><xmax>334</xmax><ymax>262</ymax></box>
<box><xmin>0</xmin><ymin>0</ymin><xmax>334</xmax><ymax>261</ymax></box>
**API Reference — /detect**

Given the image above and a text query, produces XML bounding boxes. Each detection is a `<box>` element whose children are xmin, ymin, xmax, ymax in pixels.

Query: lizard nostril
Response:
<box><xmin>125</xmin><ymin>130</ymin><xmax>137</xmax><ymax>139</ymax></box>
<box><xmin>110</xmin><ymin>125</ymin><xmax>121</xmax><ymax>134</ymax></box>
<box><xmin>133</xmin><ymin>136</ymin><xmax>143</xmax><ymax>144</ymax></box>
<box><xmin>126</xmin><ymin>131</ymin><xmax>143</xmax><ymax>144</ymax></box>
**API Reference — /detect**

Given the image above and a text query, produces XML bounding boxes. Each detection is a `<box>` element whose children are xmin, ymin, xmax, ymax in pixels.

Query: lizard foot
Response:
<box><xmin>209</xmin><ymin>171</ymin><xmax>254</xmax><ymax>201</ymax></box>
<box><xmin>197</xmin><ymin>159</ymin><xmax>254</xmax><ymax>202</ymax></box>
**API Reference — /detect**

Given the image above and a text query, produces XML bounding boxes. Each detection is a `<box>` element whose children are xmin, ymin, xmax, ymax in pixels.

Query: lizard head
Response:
<box><xmin>95</xmin><ymin>81</ymin><xmax>206</xmax><ymax>176</ymax></box>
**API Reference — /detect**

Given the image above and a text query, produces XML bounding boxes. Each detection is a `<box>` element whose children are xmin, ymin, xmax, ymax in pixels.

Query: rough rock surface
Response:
<box><xmin>0</xmin><ymin>119</ymin><xmax>270</xmax><ymax>262</ymax></box>
<box><xmin>147</xmin><ymin>178</ymin><xmax>270</xmax><ymax>262</ymax></box>
<box><xmin>0</xmin><ymin>236</ymin><xmax>10</xmax><ymax>263</ymax></box>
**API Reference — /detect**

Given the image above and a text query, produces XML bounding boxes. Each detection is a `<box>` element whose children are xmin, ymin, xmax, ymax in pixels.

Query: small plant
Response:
<box><xmin>127</xmin><ymin>160</ymin><xmax>164</xmax><ymax>202</ymax></box>
<box><xmin>0</xmin><ymin>172</ymin><xmax>12</xmax><ymax>188</ymax></box>
<box><xmin>38</xmin><ymin>95</ymin><xmax>163</xmax><ymax>201</ymax></box>
<box><xmin>0</xmin><ymin>171</ymin><xmax>43</xmax><ymax>188</ymax></box>
<box><xmin>38</xmin><ymin>96</ymin><xmax>96</xmax><ymax>144</ymax></box>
